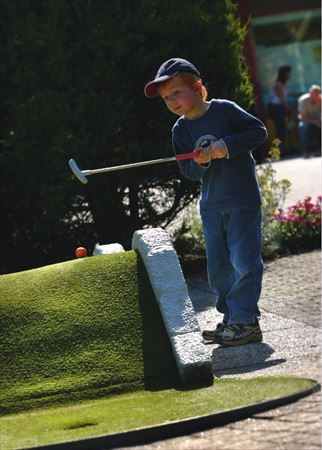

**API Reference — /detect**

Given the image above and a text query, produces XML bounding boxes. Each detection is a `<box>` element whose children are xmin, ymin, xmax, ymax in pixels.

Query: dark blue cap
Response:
<box><xmin>144</xmin><ymin>58</ymin><xmax>200</xmax><ymax>98</ymax></box>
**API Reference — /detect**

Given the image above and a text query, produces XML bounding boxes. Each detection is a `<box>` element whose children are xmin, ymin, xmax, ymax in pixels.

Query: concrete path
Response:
<box><xmin>121</xmin><ymin>251</ymin><xmax>321</xmax><ymax>450</ymax></box>
<box><xmin>189</xmin><ymin>250</ymin><xmax>321</xmax><ymax>381</ymax></box>
<box><xmin>272</xmin><ymin>156</ymin><xmax>321</xmax><ymax>206</ymax></box>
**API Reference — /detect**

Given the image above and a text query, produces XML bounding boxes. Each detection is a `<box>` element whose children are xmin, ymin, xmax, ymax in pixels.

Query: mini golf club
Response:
<box><xmin>69</xmin><ymin>150</ymin><xmax>201</xmax><ymax>184</ymax></box>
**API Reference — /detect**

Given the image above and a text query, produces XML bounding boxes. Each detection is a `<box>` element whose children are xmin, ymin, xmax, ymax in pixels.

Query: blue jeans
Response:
<box><xmin>299</xmin><ymin>121</ymin><xmax>321</xmax><ymax>155</ymax></box>
<box><xmin>268</xmin><ymin>103</ymin><xmax>286</xmax><ymax>151</ymax></box>
<box><xmin>201</xmin><ymin>207</ymin><xmax>263</xmax><ymax>325</ymax></box>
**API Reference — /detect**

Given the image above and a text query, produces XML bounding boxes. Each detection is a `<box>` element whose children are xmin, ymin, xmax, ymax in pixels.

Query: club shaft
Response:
<box><xmin>83</xmin><ymin>156</ymin><xmax>176</xmax><ymax>175</ymax></box>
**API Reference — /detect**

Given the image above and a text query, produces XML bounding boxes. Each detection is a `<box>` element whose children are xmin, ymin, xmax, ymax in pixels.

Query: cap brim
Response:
<box><xmin>144</xmin><ymin>74</ymin><xmax>177</xmax><ymax>98</ymax></box>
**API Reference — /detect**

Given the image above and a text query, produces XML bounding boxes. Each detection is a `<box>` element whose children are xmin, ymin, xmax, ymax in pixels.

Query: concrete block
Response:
<box><xmin>93</xmin><ymin>243</ymin><xmax>124</xmax><ymax>255</ymax></box>
<box><xmin>142</xmin><ymin>253</ymin><xmax>187</xmax><ymax>295</ymax></box>
<box><xmin>132</xmin><ymin>228</ymin><xmax>213</xmax><ymax>383</ymax></box>
<box><xmin>171</xmin><ymin>332</ymin><xmax>213</xmax><ymax>382</ymax></box>
<box><xmin>158</xmin><ymin>292</ymin><xmax>200</xmax><ymax>336</ymax></box>
<box><xmin>132</xmin><ymin>230</ymin><xmax>187</xmax><ymax>294</ymax></box>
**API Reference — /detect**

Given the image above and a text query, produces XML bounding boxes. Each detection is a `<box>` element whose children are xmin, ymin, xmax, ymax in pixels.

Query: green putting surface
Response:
<box><xmin>0</xmin><ymin>251</ymin><xmax>180</xmax><ymax>415</ymax></box>
<box><xmin>1</xmin><ymin>377</ymin><xmax>316</xmax><ymax>449</ymax></box>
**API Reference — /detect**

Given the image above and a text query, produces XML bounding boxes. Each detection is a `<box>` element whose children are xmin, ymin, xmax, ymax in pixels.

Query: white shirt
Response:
<box><xmin>298</xmin><ymin>93</ymin><xmax>321</xmax><ymax>121</ymax></box>
<box><xmin>269</xmin><ymin>81</ymin><xmax>288</xmax><ymax>105</ymax></box>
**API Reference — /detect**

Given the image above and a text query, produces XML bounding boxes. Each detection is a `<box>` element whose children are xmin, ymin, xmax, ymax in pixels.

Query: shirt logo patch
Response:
<box><xmin>196</xmin><ymin>134</ymin><xmax>217</xmax><ymax>149</ymax></box>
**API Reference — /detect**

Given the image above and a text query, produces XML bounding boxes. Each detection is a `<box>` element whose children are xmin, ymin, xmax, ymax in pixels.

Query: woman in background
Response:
<box><xmin>268</xmin><ymin>65</ymin><xmax>293</xmax><ymax>153</ymax></box>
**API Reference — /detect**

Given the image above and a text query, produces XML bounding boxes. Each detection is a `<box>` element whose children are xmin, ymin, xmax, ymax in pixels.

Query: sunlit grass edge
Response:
<box><xmin>1</xmin><ymin>376</ymin><xmax>317</xmax><ymax>449</ymax></box>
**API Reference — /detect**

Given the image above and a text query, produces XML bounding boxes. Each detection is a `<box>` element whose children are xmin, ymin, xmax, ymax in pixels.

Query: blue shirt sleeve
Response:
<box><xmin>220</xmin><ymin>101</ymin><xmax>268</xmax><ymax>158</ymax></box>
<box><xmin>172</xmin><ymin>126</ymin><xmax>209</xmax><ymax>181</ymax></box>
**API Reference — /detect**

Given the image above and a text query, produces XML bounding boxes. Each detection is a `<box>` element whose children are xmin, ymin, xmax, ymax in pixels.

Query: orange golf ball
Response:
<box><xmin>75</xmin><ymin>247</ymin><xmax>87</xmax><ymax>258</ymax></box>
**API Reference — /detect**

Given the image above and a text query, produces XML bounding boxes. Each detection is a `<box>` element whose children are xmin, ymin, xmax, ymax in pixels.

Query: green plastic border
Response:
<box><xmin>22</xmin><ymin>381</ymin><xmax>320</xmax><ymax>450</ymax></box>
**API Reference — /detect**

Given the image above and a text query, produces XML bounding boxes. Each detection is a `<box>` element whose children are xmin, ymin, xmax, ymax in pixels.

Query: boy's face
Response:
<box><xmin>159</xmin><ymin>77</ymin><xmax>202</xmax><ymax>118</ymax></box>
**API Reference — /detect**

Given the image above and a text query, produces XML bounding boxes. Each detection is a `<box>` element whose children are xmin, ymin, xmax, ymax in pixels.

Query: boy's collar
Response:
<box><xmin>184</xmin><ymin>102</ymin><xmax>211</xmax><ymax>120</ymax></box>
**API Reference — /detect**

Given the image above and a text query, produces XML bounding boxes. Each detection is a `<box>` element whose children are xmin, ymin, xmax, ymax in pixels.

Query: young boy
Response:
<box><xmin>144</xmin><ymin>58</ymin><xmax>268</xmax><ymax>347</ymax></box>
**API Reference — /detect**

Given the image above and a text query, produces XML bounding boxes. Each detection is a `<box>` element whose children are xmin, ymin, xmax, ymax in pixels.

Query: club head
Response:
<box><xmin>68</xmin><ymin>159</ymin><xmax>88</xmax><ymax>184</ymax></box>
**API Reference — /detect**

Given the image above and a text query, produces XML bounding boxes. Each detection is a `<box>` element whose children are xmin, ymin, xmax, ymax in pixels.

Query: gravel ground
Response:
<box><xmin>188</xmin><ymin>250</ymin><xmax>321</xmax><ymax>381</ymax></box>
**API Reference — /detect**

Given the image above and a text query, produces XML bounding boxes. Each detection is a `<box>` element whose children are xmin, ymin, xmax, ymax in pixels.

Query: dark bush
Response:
<box><xmin>1</xmin><ymin>0</ymin><xmax>253</xmax><ymax>273</ymax></box>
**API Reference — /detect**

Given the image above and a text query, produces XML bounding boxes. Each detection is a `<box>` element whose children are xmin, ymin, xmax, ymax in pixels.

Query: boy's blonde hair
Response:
<box><xmin>158</xmin><ymin>73</ymin><xmax>208</xmax><ymax>101</ymax></box>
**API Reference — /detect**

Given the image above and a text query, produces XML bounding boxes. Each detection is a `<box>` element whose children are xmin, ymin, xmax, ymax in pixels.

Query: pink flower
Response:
<box><xmin>284</xmin><ymin>214</ymin><xmax>296</xmax><ymax>222</ymax></box>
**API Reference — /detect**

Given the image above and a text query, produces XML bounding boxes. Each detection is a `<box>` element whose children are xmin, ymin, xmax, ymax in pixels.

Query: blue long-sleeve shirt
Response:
<box><xmin>172</xmin><ymin>99</ymin><xmax>268</xmax><ymax>212</ymax></box>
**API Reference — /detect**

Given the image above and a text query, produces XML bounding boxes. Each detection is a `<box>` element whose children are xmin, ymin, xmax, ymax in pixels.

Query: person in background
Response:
<box><xmin>268</xmin><ymin>65</ymin><xmax>293</xmax><ymax>154</ymax></box>
<box><xmin>298</xmin><ymin>85</ymin><xmax>321</xmax><ymax>158</ymax></box>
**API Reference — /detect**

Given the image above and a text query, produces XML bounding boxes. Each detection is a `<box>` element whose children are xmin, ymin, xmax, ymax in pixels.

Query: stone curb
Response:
<box><xmin>132</xmin><ymin>228</ymin><xmax>212</xmax><ymax>382</ymax></box>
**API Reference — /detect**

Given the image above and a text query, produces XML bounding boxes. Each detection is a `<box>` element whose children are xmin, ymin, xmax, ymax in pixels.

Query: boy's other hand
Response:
<box><xmin>210</xmin><ymin>140</ymin><xmax>228</xmax><ymax>159</ymax></box>
<box><xmin>194</xmin><ymin>147</ymin><xmax>212</xmax><ymax>165</ymax></box>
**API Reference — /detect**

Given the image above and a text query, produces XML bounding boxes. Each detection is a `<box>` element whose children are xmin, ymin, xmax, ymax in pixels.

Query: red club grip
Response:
<box><xmin>175</xmin><ymin>149</ymin><xmax>202</xmax><ymax>161</ymax></box>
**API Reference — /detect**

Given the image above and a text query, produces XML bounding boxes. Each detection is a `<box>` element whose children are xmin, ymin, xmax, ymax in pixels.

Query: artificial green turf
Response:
<box><xmin>1</xmin><ymin>376</ymin><xmax>315</xmax><ymax>449</ymax></box>
<box><xmin>0</xmin><ymin>251</ymin><xmax>180</xmax><ymax>414</ymax></box>
<box><xmin>2</xmin><ymin>253</ymin><xmax>315</xmax><ymax>450</ymax></box>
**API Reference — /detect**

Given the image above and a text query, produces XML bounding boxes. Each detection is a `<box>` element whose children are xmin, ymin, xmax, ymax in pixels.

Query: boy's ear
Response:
<box><xmin>194</xmin><ymin>80</ymin><xmax>203</xmax><ymax>91</ymax></box>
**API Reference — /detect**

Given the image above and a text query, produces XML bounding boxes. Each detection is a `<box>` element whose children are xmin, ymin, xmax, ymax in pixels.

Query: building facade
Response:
<box><xmin>236</xmin><ymin>0</ymin><xmax>321</xmax><ymax>153</ymax></box>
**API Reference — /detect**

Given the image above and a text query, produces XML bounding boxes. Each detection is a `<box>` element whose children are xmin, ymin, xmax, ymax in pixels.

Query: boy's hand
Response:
<box><xmin>194</xmin><ymin>140</ymin><xmax>228</xmax><ymax>165</ymax></box>
<box><xmin>194</xmin><ymin>147</ymin><xmax>212</xmax><ymax>165</ymax></box>
<box><xmin>210</xmin><ymin>140</ymin><xmax>228</xmax><ymax>159</ymax></box>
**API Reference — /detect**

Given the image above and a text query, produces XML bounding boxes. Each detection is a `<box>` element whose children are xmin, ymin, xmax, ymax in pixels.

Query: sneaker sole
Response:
<box><xmin>202</xmin><ymin>327</ymin><xmax>226</xmax><ymax>341</ymax></box>
<box><xmin>215</xmin><ymin>332</ymin><xmax>263</xmax><ymax>347</ymax></box>
<box><xmin>202</xmin><ymin>331</ymin><xmax>217</xmax><ymax>341</ymax></box>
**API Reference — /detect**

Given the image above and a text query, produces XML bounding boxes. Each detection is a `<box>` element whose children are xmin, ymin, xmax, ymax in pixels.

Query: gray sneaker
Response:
<box><xmin>202</xmin><ymin>321</ymin><xmax>228</xmax><ymax>341</ymax></box>
<box><xmin>213</xmin><ymin>320</ymin><xmax>262</xmax><ymax>347</ymax></box>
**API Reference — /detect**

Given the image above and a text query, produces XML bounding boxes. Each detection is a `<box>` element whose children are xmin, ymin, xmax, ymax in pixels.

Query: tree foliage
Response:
<box><xmin>0</xmin><ymin>0</ymin><xmax>253</xmax><ymax>273</ymax></box>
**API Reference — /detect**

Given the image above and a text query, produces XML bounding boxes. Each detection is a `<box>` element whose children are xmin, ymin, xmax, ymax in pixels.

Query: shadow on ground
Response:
<box><xmin>211</xmin><ymin>342</ymin><xmax>287</xmax><ymax>377</ymax></box>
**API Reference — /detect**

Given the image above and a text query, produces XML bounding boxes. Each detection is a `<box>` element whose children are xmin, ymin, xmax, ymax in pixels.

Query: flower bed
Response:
<box><xmin>270</xmin><ymin>196</ymin><xmax>321</xmax><ymax>254</ymax></box>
